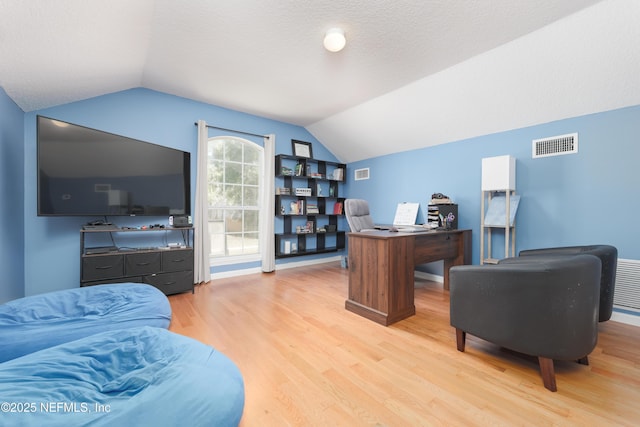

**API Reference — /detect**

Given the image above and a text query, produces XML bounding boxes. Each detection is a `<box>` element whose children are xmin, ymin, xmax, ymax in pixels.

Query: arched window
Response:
<box><xmin>207</xmin><ymin>136</ymin><xmax>263</xmax><ymax>263</ymax></box>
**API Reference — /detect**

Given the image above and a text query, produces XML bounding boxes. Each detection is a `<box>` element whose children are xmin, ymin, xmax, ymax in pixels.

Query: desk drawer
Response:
<box><xmin>414</xmin><ymin>233</ymin><xmax>460</xmax><ymax>263</ymax></box>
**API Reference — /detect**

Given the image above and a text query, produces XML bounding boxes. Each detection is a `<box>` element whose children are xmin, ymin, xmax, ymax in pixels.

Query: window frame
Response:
<box><xmin>207</xmin><ymin>136</ymin><xmax>264</xmax><ymax>265</ymax></box>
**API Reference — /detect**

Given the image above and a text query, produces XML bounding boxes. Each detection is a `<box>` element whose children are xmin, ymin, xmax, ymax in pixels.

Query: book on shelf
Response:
<box><xmin>332</xmin><ymin>168</ymin><xmax>344</xmax><ymax>181</ymax></box>
<box><xmin>276</xmin><ymin>187</ymin><xmax>291</xmax><ymax>195</ymax></box>
<box><xmin>288</xmin><ymin>199</ymin><xmax>305</xmax><ymax>215</ymax></box>
<box><xmin>333</xmin><ymin>201</ymin><xmax>343</xmax><ymax>215</ymax></box>
<box><xmin>289</xmin><ymin>200</ymin><xmax>305</xmax><ymax>215</ymax></box>
<box><xmin>294</xmin><ymin>163</ymin><xmax>304</xmax><ymax>176</ymax></box>
<box><xmin>294</xmin><ymin>187</ymin><xmax>312</xmax><ymax>196</ymax></box>
<box><xmin>307</xmin><ymin>203</ymin><xmax>319</xmax><ymax>214</ymax></box>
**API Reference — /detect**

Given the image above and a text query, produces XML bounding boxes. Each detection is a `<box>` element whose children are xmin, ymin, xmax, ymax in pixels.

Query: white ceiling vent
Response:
<box><xmin>532</xmin><ymin>133</ymin><xmax>578</xmax><ymax>158</ymax></box>
<box><xmin>354</xmin><ymin>168</ymin><xmax>370</xmax><ymax>181</ymax></box>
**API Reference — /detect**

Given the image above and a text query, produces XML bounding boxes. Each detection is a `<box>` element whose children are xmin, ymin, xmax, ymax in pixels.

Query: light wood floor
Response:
<box><xmin>168</xmin><ymin>262</ymin><xmax>640</xmax><ymax>426</ymax></box>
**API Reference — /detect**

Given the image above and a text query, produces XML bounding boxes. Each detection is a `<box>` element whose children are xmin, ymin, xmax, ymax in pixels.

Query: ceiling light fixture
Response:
<box><xmin>323</xmin><ymin>28</ymin><xmax>346</xmax><ymax>52</ymax></box>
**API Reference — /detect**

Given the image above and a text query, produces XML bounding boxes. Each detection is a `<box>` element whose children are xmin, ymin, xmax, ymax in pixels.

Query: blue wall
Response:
<box><xmin>346</xmin><ymin>105</ymin><xmax>640</xmax><ymax>271</ymax></box>
<box><xmin>8</xmin><ymin>85</ymin><xmax>640</xmax><ymax>299</ymax></box>
<box><xmin>23</xmin><ymin>88</ymin><xmax>340</xmax><ymax>296</ymax></box>
<box><xmin>0</xmin><ymin>87</ymin><xmax>25</xmax><ymax>303</ymax></box>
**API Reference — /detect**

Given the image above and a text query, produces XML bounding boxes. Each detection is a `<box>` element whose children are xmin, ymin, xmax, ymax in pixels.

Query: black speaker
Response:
<box><xmin>170</xmin><ymin>215</ymin><xmax>192</xmax><ymax>228</ymax></box>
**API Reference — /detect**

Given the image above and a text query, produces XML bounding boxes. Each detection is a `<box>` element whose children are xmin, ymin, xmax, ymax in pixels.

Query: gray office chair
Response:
<box><xmin>344</xmin><ymin>199</ymin><xmax>376</xmax><ymax>232</ymax></box>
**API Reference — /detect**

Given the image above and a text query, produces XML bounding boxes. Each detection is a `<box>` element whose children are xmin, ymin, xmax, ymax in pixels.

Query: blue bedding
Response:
<box><xmin>0</xmin><ymin>283</ymin><xmax>171</xmax><ymax>362</ymax></box>
<box><xmin>0</xmin><ymin>326</ymin><xmax>245</xmax><ymax>426</ymax></box>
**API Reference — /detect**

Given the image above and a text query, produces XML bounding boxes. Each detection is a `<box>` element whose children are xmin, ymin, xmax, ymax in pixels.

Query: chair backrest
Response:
<box><xmin>518</xmin><ymin>244</ymin><xmax>617</xmax><ymax>322</ymax></box>
<box><xmin>344</xmin><ymin>199</ymin><xmax>375</xmax><ymax>232</ymax></box>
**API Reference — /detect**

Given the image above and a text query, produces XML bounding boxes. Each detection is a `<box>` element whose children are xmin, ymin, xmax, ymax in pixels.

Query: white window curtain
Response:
<box><xmin>260</xmin><ymin>134</ymin><xmax>276</xmax><ymax>272</ymax></box>
<box><xmin>194</xmin><ymin>120</ymin><xmax>211</xmax><ymax>284</ymax></box>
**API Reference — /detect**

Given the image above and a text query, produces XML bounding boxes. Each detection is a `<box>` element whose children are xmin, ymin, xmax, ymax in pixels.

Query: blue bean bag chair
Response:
<box><xmin>0</xmin><ymin>283</ymin><xmax>171</xmax><ymax>362</ymax></box>
<box><xmin>0</xmin><ymin>326</ymin><xmax>245</xmax><ymax>426</ymax></box>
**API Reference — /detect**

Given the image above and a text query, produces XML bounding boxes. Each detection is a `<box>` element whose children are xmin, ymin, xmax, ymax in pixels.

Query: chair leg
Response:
<box><xmin>538</xmin><ymin>357</ymin><xmax>557</xmax><ymax>392</ymax></box>
<box><xmin>576</xmin><ymin>356</ymin><xmax>589</xmax><ymax>366</ymax></box>
<box><xmin>455</xmin><ymin>328</ymin><xmax>466</xmax><ymax>352</ymax></box>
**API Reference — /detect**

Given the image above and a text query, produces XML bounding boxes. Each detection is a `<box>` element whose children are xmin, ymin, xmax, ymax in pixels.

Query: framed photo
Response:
<box><xmin>305</xmin><ymin>220</ymin><xmax>315</xmax><ymax>233</ymax></box>
<box><xmin>292</xmin><ymin>139</ymin><xmax>313</xmax><ymax>159</ymax></box>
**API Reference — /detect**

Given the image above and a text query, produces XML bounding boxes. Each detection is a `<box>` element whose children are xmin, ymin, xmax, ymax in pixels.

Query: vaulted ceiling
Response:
<box><xmin>1</xmin><ymin>0</ymin><xmax>638</xmax><ymax>162</ymax></box>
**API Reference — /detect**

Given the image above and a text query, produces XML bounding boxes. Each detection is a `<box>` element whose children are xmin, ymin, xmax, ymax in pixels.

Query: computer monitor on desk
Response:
<box><xmin>374</xmin><ymin>202</ymin><xmax>435</xmax><ymax>232</ymax></box>
<box><xmin>345</xmin><ymin>200</ymin><xmax>433</xmax><ymax>233</ymax></box>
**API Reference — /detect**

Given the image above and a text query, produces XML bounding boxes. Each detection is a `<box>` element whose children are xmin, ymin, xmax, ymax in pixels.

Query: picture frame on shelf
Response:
<box><xmin>305</xmin><ymin>221</ymin><xmax>315</xmax><ymax>233</ymax></box>
<box><xmin>292</xmin><ymin>140</ymin><xmax>313</xmax><ymax>159</ymax></box>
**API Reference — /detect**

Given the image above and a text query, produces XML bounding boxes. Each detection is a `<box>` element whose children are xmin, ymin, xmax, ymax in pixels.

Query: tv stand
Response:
<box><xmin>82</xmin><ymin>224</ymin><xmax>118</xmax><ymax>231</ymax></box>
<box><xmin>80</xmin><ymin>227</ymin><xmax>194</xmax><ymax>295</ymax></box>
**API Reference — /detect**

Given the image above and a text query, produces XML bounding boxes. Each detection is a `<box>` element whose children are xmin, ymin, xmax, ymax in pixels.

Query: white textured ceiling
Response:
<box><xmin>1</xmin><ymin>0</ymin><xmax>638</xmax><ymax>162</ymax></box>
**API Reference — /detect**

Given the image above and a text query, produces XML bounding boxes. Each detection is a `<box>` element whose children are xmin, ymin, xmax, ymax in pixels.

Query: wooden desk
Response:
<box><xmin>346</xmin><ymin>229</ymin><xmax>471</xmax><ymax>326</ymax></box>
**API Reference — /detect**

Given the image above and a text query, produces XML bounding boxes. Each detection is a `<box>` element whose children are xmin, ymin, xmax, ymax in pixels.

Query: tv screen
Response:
<box><xmin>37</xmin><ymin>116</ymin><xmax>191</xmax><ymax>217</ymax></box>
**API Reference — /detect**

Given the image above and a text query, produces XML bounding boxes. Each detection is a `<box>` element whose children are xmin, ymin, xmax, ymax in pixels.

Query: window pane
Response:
<box><xmin>209</xmin><ymin>182</ymin><xmax>224</xmax><ymax>207</ymax></box>
<box><xmin>209</xmin><ymin>209</ymin><xmax>224</xmax><ymax>222</ymax></box>
<box><xmin>244</xmin><ymin>233</ymin><xmax>259</xmax><ymax>253</ymax></box>
<box><xmin>225</xmin><ymin>184</ymin><xmax>242</xmax><ymax>206</ymax></box>
<box><xmin>226</xmin><ymin>140</ymin><xmax>242</xmax><ymax>162</ymax></box>
<box><xmin>226</xmin><ymin>233</ymin><xmax>243</xmax><ymax>256</ymax></box>
<box><xmin>244</xmin><ymin>210</ymin><xmax>259</xmax><ymax>232</ymax></box>
<box><xmin>209</xmin><ymin>231</ymin><xmax>225</xmax><ymax>258</ymax></box>
<box><xmin>243</xmin><ymin>186</ymin><xmax>259</xmax><ymax>207</ymax></box>
<box><xmin>208</xmin><ymin>160</ymin><xmax>223</xmax><ymax>183</ymax></box>
<box><xmin>245</xmin><ymin>147</ymin><xmax>260</xmax><ymax>165</ymax></box>
<box><xmin>225</xmin><ymin>162</ymin><xmax>242</xmax><ymax>184</ymax></box>
<box><xmin>244</xmin><ymin>164</ymin><xmax>259</xmax><ymax>185</ymax></box>
<box><xmin>210</xmin><ymin>140</ymin><xmax>225</xmax><ymax>159</ymax></box>
<box><xmin>225</xmin><ymin>209</ymin><xmax>243</xmax><ymax>232</ymax></box>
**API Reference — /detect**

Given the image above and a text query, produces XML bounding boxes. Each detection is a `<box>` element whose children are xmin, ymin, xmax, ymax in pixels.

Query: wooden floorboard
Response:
<box><xmin>168</xmin><ymin>262</ymin><xmax>640</xmax><ymax>426</ymax></box>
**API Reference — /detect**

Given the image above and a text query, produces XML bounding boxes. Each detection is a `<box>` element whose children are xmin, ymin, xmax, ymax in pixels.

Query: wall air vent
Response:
<box><xmin>354</xmin><ymin>168</ymin><xmax>370</xmax><ymax>181</ymax></box>
<box><xmin>532</xmin><ymin>133</ymin><xmax>578</xmax><ymax>158</ymax></box>
<box><xmin>614</xmin><ymin>259</ymin><xmax>640</xmax><ymax>310</ymax></box>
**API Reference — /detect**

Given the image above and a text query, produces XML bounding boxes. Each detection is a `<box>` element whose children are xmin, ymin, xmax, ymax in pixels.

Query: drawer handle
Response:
<box><xmin>171</xmin><ymin>259</ymin><xmax>185</xmax><ymax>263</ymax></box>
<box><xmin>136</xmin><ymin>262</ymin><xmax>151</xmax><ymax>266</ymax></box>
<box><xmin>96</xmin><ymin>265</ymin><xmax>113</xmax><ymax>270</ymax></box>
<box><xmin>162</xmin><ymin>281</ymin><xmax>177</xmax><ymax>286</ymax></box>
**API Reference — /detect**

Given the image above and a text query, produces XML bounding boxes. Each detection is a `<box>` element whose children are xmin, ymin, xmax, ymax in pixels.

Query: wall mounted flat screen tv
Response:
<box><xmin>37</xmin><ymin>116</ymin><xmax>191</xmax><ymax>217</ymax></box>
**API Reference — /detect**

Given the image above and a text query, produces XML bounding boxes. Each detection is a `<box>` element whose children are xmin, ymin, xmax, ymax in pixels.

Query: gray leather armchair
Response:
<box><xmin>344</xmin><ymin>199</ymin><xmax>376</xmax><ymax>232</ymax></box>
<box><xmin>450</xmin><ymin>254</ymin><xmax>601</xmax><ymax>391</ymax></box>
<box><xmin>505</xmin><ymin>245</ymin><xmax>617</xmax><ymax>322</ymax></box>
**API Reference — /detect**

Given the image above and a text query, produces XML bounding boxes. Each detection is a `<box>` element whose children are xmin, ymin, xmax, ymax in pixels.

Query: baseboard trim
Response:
<box><xmin>414</xmin><ymin>271</ymin><xmax>443</xmax><ymax>283</ymax></box>
<box><xmin>210</xmin><ymin>256</ymin><xmax>343</xmax><ymax>280</ymax></box>
<box><xmin>275</xmin><ymin>255</ymin><xmax>343</xmax><ymax>271</ymax></box>
<box><xmin>611</xmin><ymin>310</ymin><xmax>640</xmax><ymax>327</ymax></box>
